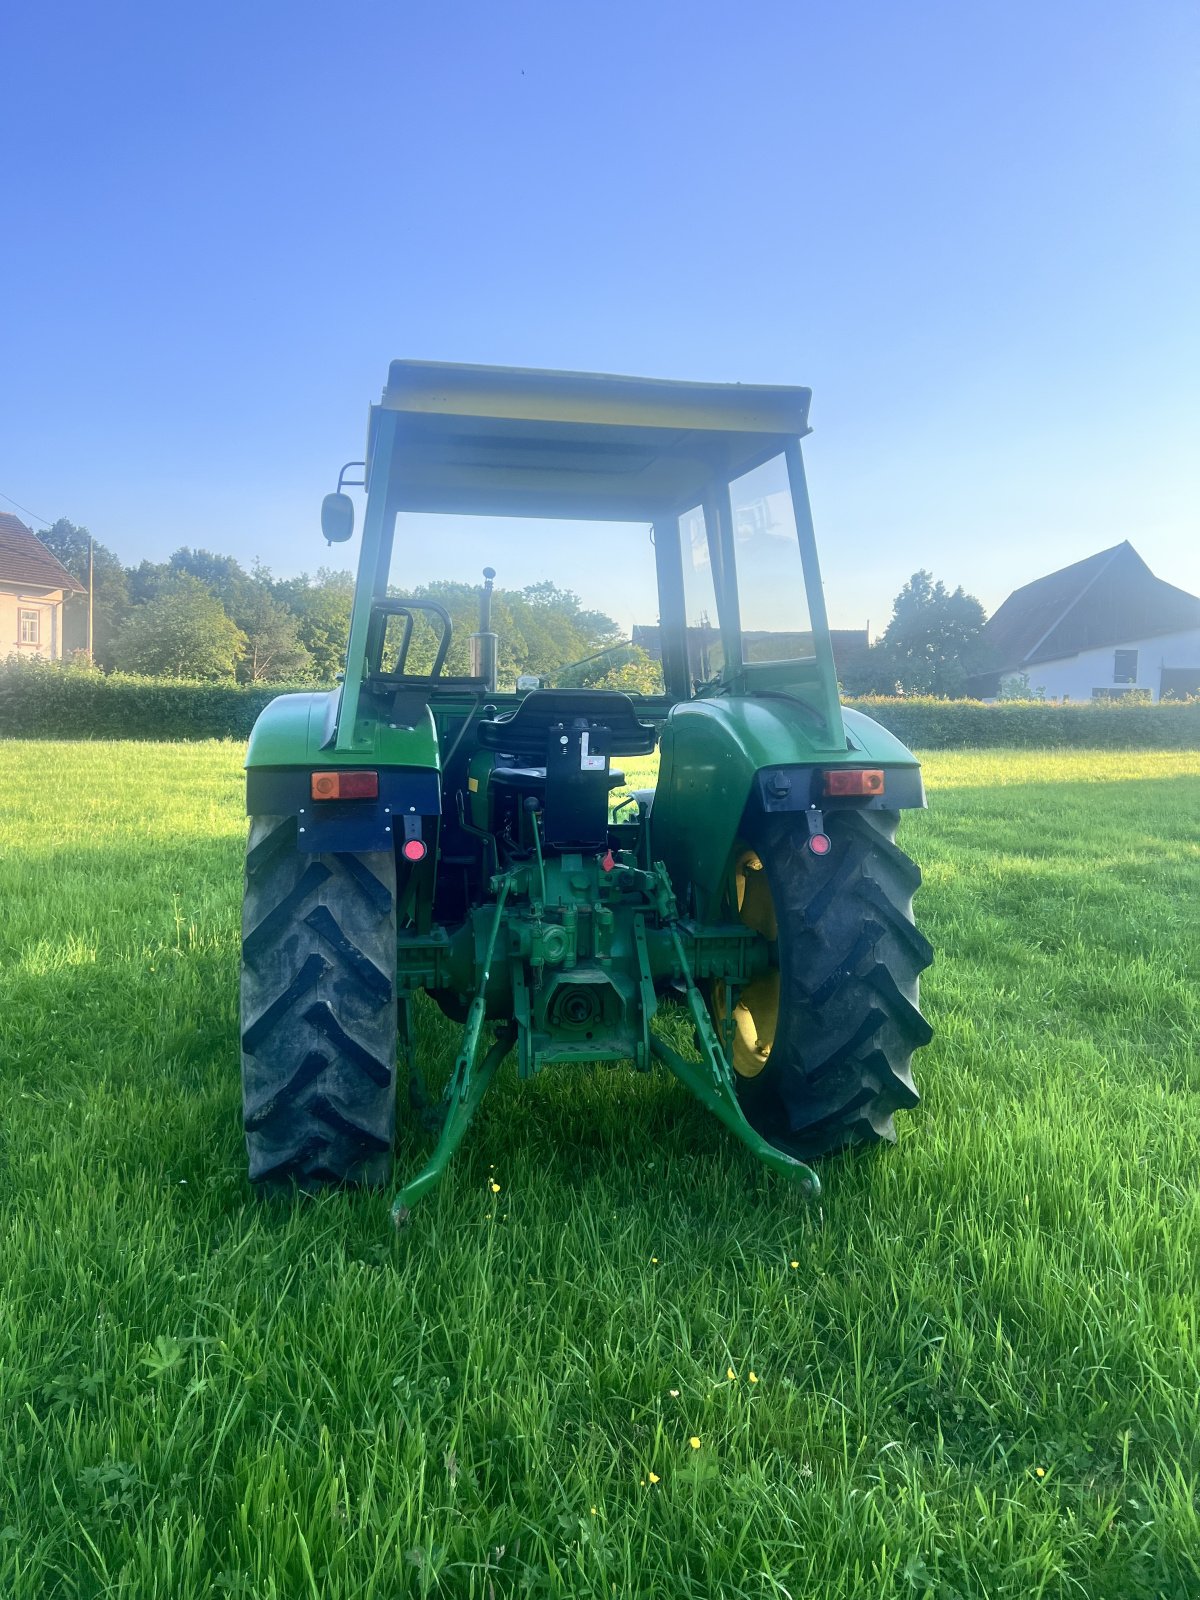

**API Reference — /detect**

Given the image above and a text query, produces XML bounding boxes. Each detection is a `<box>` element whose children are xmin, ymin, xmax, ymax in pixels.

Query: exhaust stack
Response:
<box><xmin>470</xmin><ymin>566</ymin><xmax>498</xmax><ymax>692</ymax></box>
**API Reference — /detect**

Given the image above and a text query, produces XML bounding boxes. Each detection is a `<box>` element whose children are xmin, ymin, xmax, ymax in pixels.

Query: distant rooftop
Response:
<box><xmin>633</xmin><ymin>624</ymin><xmax>868</xmax><ymax>672</ymax></box>
<box><xmin>981</xmin><ymin>541</ymin><xmax>1200</xmax><ymax>672</ymax></box>
<box><xmin>0</xmin><ymin>514</ymin><xmax>85</xmax><ymax>593</ymax></box>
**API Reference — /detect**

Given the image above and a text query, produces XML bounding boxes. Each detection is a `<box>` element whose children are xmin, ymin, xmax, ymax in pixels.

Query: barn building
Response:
<box><xmin>969</xmin><ymin>542</ymin><xmax>1200</xmax><ymax>702</ymax></box>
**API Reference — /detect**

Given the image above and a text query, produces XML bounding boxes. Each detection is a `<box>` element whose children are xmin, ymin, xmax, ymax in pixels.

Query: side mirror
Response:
<box><xmin>321</xmin><ymin>492</ymin><xmax>355</xmax><ymax>544</ymax></box>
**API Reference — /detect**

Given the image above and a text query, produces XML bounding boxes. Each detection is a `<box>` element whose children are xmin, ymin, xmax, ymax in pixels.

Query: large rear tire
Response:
<box><xmin>713</xmin><ymin>809</ymin><xmax>932</xmax><ymax>1159</ymax></box>
<box><xmin>240</xmin><ymin>815</ymin><xmax>398</xmax><ymax>1186</ymax></box>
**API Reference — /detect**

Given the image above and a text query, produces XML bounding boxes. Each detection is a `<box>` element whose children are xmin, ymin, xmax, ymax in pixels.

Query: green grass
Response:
<box><xmin>1</xmin><ymin>743</ymin><xmax>1198</xmax><ymax>1600</ymax></box>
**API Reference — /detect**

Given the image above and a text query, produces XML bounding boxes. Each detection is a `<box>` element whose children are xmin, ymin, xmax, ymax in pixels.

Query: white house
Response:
<box><xmin>968</xmin><ymin>542</ymin><xmax>1200</xmax><ymax>702</ymax></box>
<box><xmin>0</xmin><ymin>514</ymin><xmax>85</xmax><ymax>661</ymax></box>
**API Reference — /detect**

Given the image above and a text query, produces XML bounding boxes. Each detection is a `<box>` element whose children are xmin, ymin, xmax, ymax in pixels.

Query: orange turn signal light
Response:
<box><xmin>310</xmin><ymin>770</ymin><xmax>379</xmax><ymax>801</ymax></box>
<box><xmin>823</xmin><ymin>768</ymin><xmax>885</xmax><ymax>798</ymax></box>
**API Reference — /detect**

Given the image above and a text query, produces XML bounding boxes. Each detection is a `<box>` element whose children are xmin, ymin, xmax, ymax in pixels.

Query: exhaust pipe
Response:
<box><xmin>470</xmin><ymin>566</ymin><xmax>498</xmax><ymax>691</ymax></box>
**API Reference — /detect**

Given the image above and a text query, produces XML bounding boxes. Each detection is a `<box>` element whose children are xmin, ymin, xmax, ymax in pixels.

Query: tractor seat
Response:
<box><xmin>479</xmin><ymin>690</ymin><xmax>655</xmax><ymax>852</ymax></box>
<box><xmin>477</xmin><ymin>688</ymin><xmax>658</xmax><ymax>761</ymax></box>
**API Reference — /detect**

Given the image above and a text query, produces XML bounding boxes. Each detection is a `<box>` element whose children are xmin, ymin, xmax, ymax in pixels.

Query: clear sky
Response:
<box><xmin>3</xmin><ymin>0</ymin><xmax>1196</xmax><ymax>634</ymax></box>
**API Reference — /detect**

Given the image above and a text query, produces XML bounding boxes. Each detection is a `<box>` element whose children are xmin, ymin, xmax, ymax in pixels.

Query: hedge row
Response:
<box><xmin>0</xmin><ymin>663</ymin><xmax>317</xmax><ymax>742</ymax></box>
<box><xmin>843</xmin><ymin>695</ymin><xmax>1200</xmax><ymax>750</ymax></box>
<box><xmin>1</xmin><ymin>663</ymin><xmax>1198</xmax><ymax>748</ymax></box>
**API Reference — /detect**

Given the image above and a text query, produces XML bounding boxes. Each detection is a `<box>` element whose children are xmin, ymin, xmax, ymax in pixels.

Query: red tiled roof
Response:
<box><xmin>0</xmin><ymin>513</ymin><xmax>86</xmax><ymax>592</ymax></box>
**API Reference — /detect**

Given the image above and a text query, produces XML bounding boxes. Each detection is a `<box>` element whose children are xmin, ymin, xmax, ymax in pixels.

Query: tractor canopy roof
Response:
<box><xmin>370</xmin><ymin>361</ymin><xmax>813</xmax><ymax>522</ymax></box>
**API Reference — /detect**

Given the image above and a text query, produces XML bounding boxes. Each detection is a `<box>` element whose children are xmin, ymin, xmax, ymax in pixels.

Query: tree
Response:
<box><xmin>843</xmin><ymin>571</ymin><xmax>988</xmax><ymax>697</ymax></box>
<box><xmin>272</xmin><ymin>568</ymin><xmax>354</xmax><ymax>681</ymax></box>
<box><xmin>126</xmin><ymin>550</ymin><xmax>312</xmax><ymax>682</ymax></box>
<box><xmin>112</xmin><ymin>575</ymin><xmax>245</xmax><ymax>679</ymax></box>
<box><xmin>585</xmin><ymin>644</ymin><xmax>664</xmax><ymax>694</ymax></box>
<box><xmin>167</xmin><ymin>547</ymin><xmax>254</xmax><ymax>614</ymax></box>
<box><xmin>235</xmin><ymin>584</ymin><xmax>313</xmax><ymax>682</ymax></box>
<box><xmin>997</xmin><ymin>671</ymin><xmax>1044</xmax><ymax>702</ymax></box>
<box><xmin>37</xmin><ymin>518</ymin><xmax>131</xmax><ymax>665</ymax></box>
<box><xmin>389</xmin><ymin>578</ymin><xmax>620</xmax><ymax>686</ymax></box>
<box><xmin>512</xmin><ymin>581</ymin><xmax>620</xmax><ymax>680</ymax></box>
<box><xmin>126</xmin><ymin>558</ymin><xmax>173</xmax><ymax>607</ymax></box>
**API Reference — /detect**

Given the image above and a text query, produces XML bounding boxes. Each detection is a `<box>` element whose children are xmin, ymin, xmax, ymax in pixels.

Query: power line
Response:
<box><xmin>0</xmin><ymin>490</ymin><xmax>54</xmax><ymax>528</ymax></box>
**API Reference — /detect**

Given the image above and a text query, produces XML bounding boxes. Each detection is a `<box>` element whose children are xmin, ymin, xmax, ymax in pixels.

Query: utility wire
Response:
<box><xmin>0</xmin><ymin>490</ymin><xmax>53</xmax><ymax>528</ymax></box>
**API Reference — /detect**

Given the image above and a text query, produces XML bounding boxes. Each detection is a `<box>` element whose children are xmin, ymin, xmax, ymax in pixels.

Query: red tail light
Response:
<box><xmin>310</xmin><ymin>770</ymin><xmax>379</xmax><ymax>801</ymax></box>
<box><xmin>402</xmin><ymin>837</ymin><xmax>428</xmax><ymax>862</ymax></box>
<box><xmin>823</xmin><ymin>768</ymin><xmax>885</xmax><ymax>798</ymax></box>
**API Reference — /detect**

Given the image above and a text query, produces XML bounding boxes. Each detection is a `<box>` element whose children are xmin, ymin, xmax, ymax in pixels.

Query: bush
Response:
<box><xmin>844</xmin><ymin>695</ymin><xmax>1200</xmax><ymax>750</ymax></box>
<box><xmin>0</xmin><ymin>658</ymin><xmax>318</xmax><ymax>741</ymax></box>
<box><xmin>1</xmin><ymin>661</ymin><xmax>1197</xmax><ymax>748</ymax></box>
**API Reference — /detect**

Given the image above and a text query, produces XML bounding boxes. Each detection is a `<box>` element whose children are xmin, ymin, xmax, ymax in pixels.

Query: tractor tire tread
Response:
<box><xmin>246</xmin><ymin>815</ymin><xmax>298</xmax><ymax>879</ymax></box>
<box><xmin>734</xmin><ymin>807</ymin><xmax>931</xmax><ymax>1161</ymax></box>
<box><xmin>854</xmin><ymin>876</ymin><xmax>935</xmax><ymax>965</ymax></box>
<box><xmin>240</xmin><ymin>815</ymin><xmax>398</xmax><ymax>1187</ymax></box>
<box><xmin>242</xmin><ymin>863</ymin><xmax>332</xmax><ymax>963</ymax></box>
<box><xmin>303</xmin><ymin>903</ymin><xmax>393</xmax><ymax>1002</ymax></box>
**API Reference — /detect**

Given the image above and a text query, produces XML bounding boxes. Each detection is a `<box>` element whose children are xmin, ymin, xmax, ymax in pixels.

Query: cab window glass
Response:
<box><xmin>728</xmin><ymin>455</ymin><xmax>814</xmax><ymax>662</ymax></box>
<box><xmin>679</xmin><ymin>505</ymin><xmax>725</xmax><ymax>681</ymax></box>
<box><xmin>387</xmin><ymin>513</ymin><xmax>663</xmax><ymax>690</ymax></box>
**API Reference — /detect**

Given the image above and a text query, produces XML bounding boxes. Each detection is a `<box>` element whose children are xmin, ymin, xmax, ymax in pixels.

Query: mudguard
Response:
<box><xmin>244</xmin><ymin>690</ymin><xmax>442</xmax><ymax>851</ymax></box>
<box><xmin>653</xmin><ymin>697</ymin><xmax>924</xmax><ymax>919</ymax></box>
<box><xmin>244</xmin><ymin>689</ymin><xmax>440</xmax><ymax>772</ymax></box>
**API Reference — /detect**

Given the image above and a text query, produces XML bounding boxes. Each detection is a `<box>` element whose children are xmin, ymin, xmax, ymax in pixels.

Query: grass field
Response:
<box><xmin>1</xmin><ymin>742</ymin><xmax>1198</xmax><ymax>1600</ymax></box>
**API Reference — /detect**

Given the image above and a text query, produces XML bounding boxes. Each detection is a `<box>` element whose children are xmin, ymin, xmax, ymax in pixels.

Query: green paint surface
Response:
<box><xmin>654</xmin><ymin>696</ymin><xmax>922</xmax><ymax>914</ymax></box>
<box><xmin>245</xmin><ymin>688</ymin><xmax>440</xmax><ymax>769</ymax></box>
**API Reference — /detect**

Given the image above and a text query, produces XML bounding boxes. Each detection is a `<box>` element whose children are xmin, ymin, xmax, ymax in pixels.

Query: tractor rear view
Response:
<box><xmin>240</xmin><ymin>363</ymin><xmax>932</xmax><ymax>1220</ymax></box>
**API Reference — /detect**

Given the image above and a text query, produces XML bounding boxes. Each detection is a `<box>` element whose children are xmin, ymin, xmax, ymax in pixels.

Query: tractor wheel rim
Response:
<box><xmin>714</xmin><ymin>848</ymin><xmax>780</xmax><ymax>1079</ymax></box>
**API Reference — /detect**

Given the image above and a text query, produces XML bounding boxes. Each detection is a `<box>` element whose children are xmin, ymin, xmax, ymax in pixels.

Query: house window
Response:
<box><xmin>18</xmin><ymin>608</ymin><xmax>40</xmax><ymax>646</ymax></box>
<box><xmin>1113</xmin><ymin>648</ymin><xmax>1138</xmax><ymax>685</ymax></box>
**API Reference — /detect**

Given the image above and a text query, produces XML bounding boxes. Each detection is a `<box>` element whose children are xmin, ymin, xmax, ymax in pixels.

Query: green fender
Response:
<box><xmin>652</xmin><ymin>698</ymin><xmax>922</xmax><ymax>919</ymax></box>
<box><xmin>245</xmin><ymin>689</ymin><xmax>440</xmax><ymax>770</ymax></box>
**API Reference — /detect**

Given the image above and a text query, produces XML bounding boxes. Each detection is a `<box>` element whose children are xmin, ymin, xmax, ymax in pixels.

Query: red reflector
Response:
<box><xmin>310</xmin><ymin>770</ymin><xmax>379</xmax><ymax>801</ymax></box>
<box><xmin>402</xmin><ymin>837</ymin><xmax>427</xmax><ymax>862</ymax></box>
<box><xmin>808</xmin><ymin>832</ymin><xmax>832</xmax><ymax>856</ymax></box>
<box><xmin>823</xmin><ymin>768</ymin><xmax>885</xmax><ymax>798</ymax></box>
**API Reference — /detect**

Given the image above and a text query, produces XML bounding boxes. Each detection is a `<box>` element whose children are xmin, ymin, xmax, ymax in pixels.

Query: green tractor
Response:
<box><xmin>241</xmin><ymin>362</ymin><xmax>932</xmax><ymax>1220</ymax></box>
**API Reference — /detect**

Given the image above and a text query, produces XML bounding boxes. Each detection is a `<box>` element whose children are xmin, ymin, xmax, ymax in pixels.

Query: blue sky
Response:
<box><xmin>2</xmin><ymin>0</ymin><xmax>1196</xmax><ymax>632</ymax></box>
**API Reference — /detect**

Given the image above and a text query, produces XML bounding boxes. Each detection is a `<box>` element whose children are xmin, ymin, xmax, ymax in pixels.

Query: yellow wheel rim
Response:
<box><xmin>713</xmin><ymin>849</ymin><xmax>780</xmax><ymax>1079</ymax></box>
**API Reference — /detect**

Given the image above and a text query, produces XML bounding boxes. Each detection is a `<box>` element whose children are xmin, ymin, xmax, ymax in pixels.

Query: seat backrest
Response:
<box><xmin>478</xmin><ymin>690</ymin><xmax>656</xmax><ymax>851</ymax></box>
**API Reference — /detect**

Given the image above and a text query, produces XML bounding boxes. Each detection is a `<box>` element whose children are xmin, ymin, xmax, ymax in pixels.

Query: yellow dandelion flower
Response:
<box><xmin>789</xmin><ymin>1260</ymin><xmax>799</xmax><ymax>1269</ymax></box>
<box><xmin>726</xmin><ymin>1367</ymin><xmax>736</xmax><ymax>1381</ymax></box>
<box><xmin>590</xmin><ymin>1506</ymin><xmax>598</xmax><ymax>1515</ymax></box>
<box><xmin>650</xmin><ymin>1256</ymin><xmax>658</xmax><ymax>1263</ymax></box>
<box><xmin>669</xmin><ymin>1388</ymin><xmax>680</xmax><ymax>1397</ymax></box>
<box><xmin>648</xmin><ymin>1471</ymin><xmax>660</xmax><ymax>1484</ymax></box>
<box><xmin>490</xmin><ymin>1180</ymin><xmax>501</xmax><ymax>1193</ymax></box>
<box><xmin>749</xmin><ymin>1371</ymin><xmax>759</xmax><ymax>1383</ymax></box>
<box><xmin>1035</xmin><ymin>1466</ymin><xmax>1046</xmax><ymax>1478</ymax></box>
<box><xmin>689</xmin><ymin>1436</ymin><xmax>701</xmax><ymax>1450</ymax></box>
